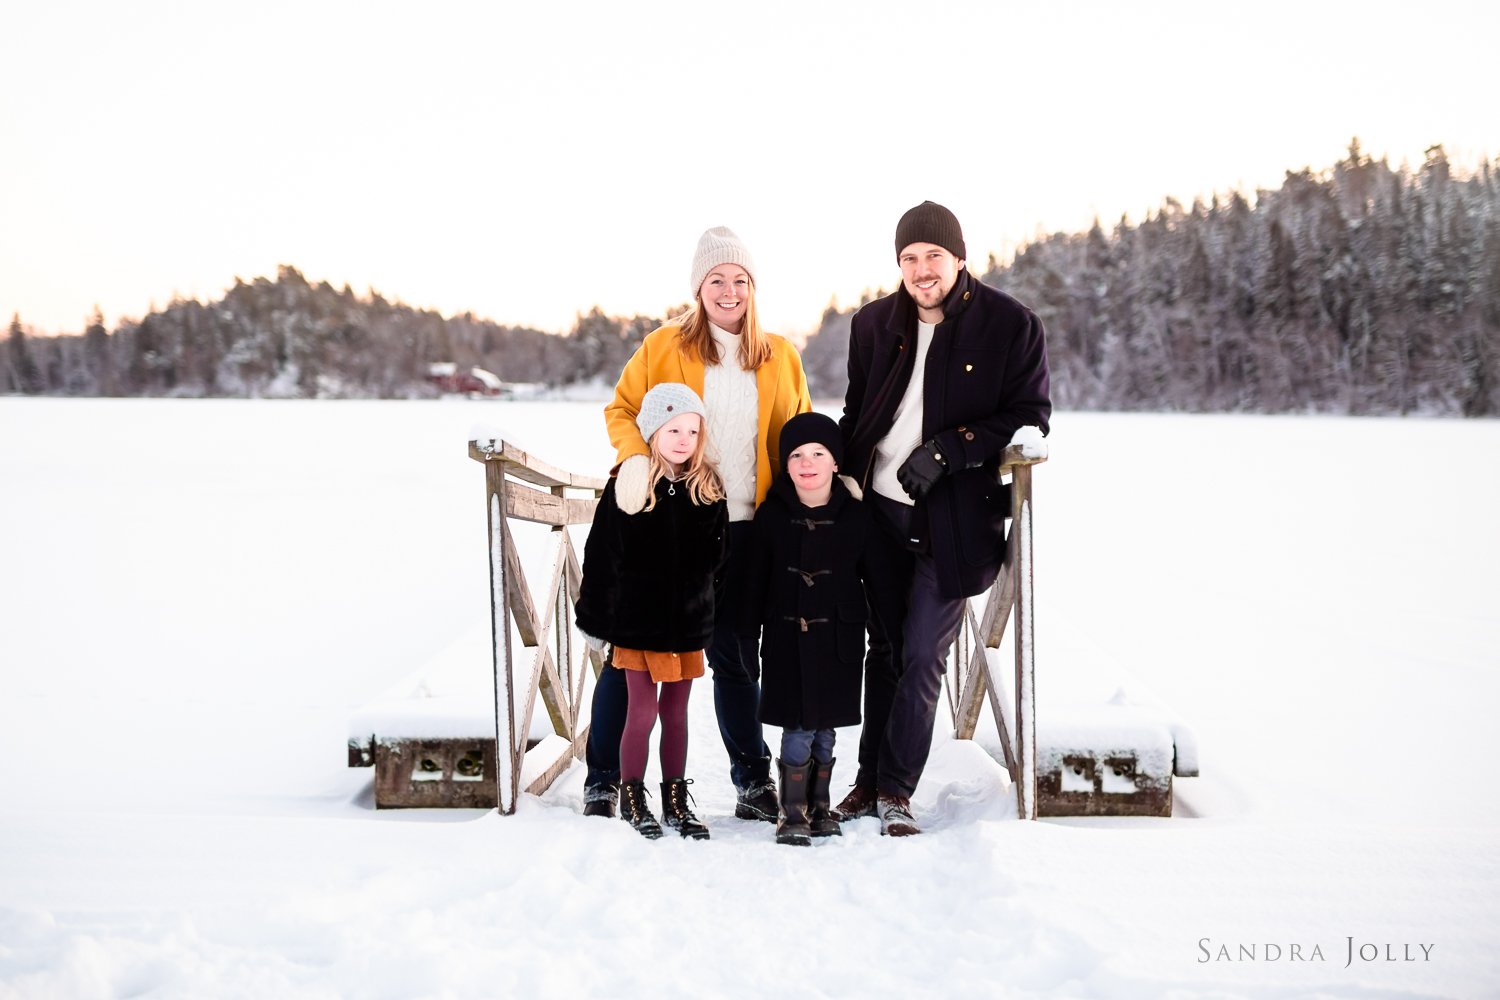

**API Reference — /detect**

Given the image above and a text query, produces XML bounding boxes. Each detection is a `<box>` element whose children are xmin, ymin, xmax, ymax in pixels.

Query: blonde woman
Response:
<box><xmin>583</xmin><ymin>227</ymin><xmax>811</xmax><ymax>823</ymax></box>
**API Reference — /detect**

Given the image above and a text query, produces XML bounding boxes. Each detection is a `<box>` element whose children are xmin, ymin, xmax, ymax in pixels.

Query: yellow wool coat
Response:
<box><xmin>605</xmin><ymin>323</ymin><xmax>812</xmax><ymax>508</ymax></box>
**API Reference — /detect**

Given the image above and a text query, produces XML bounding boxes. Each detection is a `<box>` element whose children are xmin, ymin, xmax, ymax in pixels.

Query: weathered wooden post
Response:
<box><xmin>949</xmin><ymin>441</ymin><xmax>1198</xmax><ymax>819</ymax></box>
<box><xmin>469</xmin><ymin>438</ymin><xmax>606</xmax><ymax>815</ymax></box>
<box><xmin>951</xmin><ymin>442</ymin><xmax>1046</xmax><ymax>819</ymax></box>
<box><xmin>1010</xmin><ymin>455</ymin><xmax>1038</xmax><ymax>821</ymax></box>
<box><xmin>478</xmin><ymin>440</ymin><xmax>518</xmax><ymax>814</ymax></box>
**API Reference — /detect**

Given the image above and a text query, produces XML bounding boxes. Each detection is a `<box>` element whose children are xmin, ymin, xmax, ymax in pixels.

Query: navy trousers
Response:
<box><xmin>858</xmin><ymin>493</ymin><xmax>967</xmax><ymax>799</ymax></box>
<box><xmin>585</xmin><ymin>520</ymin><xmax>772</xmax><ymax>791</ymax></box>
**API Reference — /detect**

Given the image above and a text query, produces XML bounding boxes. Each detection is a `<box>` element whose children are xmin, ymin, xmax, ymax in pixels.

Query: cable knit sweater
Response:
<box><xmin>702</xmin><ymin>324</ymin><xmax>761</xmax><ymax>521</ymax></box>
<box><xmin>604</xmin><ymin>322</ymin><xmax>812</xmax><ymax>512</ymax></box>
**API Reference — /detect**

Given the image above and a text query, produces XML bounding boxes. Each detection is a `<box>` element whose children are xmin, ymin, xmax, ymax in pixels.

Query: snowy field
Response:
<box><xmin>2</xmin><ymin>397</ymin><xmax>1498</xmax><ymax>1000</ymax></box>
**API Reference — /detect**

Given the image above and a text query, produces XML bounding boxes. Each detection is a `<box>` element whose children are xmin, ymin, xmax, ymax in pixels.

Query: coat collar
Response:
<box><xmin>885</xmin><ymin>269</ymin><xmax>977</xmax><ymax>337</ymax></box>
<box><xmin>769</xmin><ymin>466</ymin><xmax>852</xmax><ymax>515</ymax></box>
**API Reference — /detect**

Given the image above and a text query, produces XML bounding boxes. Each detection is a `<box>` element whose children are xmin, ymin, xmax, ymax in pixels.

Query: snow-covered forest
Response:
<box><xmin>1</xmin><ymin>275</ymin><xmax>663</xmax><ymax>401</ymax></box>
<box><xmin>7</xmin><ymin>143</ymin><xmax>1498</xmax><ymax>415</ymax></box>
<box><xmin>814</xmin><ymin>142</ymin><xmax>1499</xmax><ymax>416</ymax></box>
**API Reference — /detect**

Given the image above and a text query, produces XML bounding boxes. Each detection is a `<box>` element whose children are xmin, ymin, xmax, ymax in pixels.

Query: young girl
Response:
<box><xmin>575</xmin><ymin>383</ymin><xmax>727</xmax><ymax>840</ymax></box>
<box><xmin>740</xmin><ymin>411</ymin><xmax>900</xmax><ymax>846</ymax></box>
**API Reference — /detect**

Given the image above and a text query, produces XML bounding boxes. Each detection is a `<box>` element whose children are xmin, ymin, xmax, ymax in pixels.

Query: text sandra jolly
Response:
<box><xmin>1198</xmin><ymin>937</ymin><xmax>1435</xmax><ymax>967</ymax></box>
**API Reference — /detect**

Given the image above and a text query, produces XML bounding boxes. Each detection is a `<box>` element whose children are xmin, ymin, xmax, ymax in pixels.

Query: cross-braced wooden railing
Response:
<box><xmin>469</xmin><ymin>436</ymin><xmax>1042</xmax><ymax>818</ymax></box>
<box><xmin>469</xmin><ymin>438</ymin><xmax>606</xmax><ymax>815</ymax></box>
<box><xmin>946</xmin><ymin>443</ymin><xmax>1047</xmax><ymax>819</ymax></box>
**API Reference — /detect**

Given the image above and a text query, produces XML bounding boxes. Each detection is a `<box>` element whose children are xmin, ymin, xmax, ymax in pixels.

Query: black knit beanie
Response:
<box><xmin>779</xmin><ymin>412</ymin><xmax>844</xmax><ymax>469</ymax></box>
<box><xmin>894</xmin><ymin>200</ymin><xmax>966</xmax><ymax>261</ymax></box>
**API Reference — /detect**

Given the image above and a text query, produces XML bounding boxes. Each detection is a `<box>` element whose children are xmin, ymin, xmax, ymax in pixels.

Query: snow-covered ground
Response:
<box><xmin>2</xmin><ymin>397</ymin><xmax>1497</xmax><ymax>999</ymax></box>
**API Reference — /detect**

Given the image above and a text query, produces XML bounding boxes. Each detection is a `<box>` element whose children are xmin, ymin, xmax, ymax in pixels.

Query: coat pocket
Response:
<box><xmin>954</xmin><ymin>472</ymin><xmax>1009</xmax><ymax>567</ymax></box>
<box><xmin>836</xmin><ymin>600</ymin><xmax>868</xmax><ymax>664</ymax></box>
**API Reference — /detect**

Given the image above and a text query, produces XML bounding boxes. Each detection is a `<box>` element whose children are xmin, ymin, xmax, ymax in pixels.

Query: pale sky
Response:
<box><xmin>3</xmin><ymin>0</ymin><xmax>1496</xmax><ymax>339</ymax></box>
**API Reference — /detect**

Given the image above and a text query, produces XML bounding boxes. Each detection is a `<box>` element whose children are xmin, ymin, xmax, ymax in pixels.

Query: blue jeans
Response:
<box><xmin>585</xmin><ymin>520</ymin><xmax>772</xmax><ymax>791</ymax></box>
<box><xmin>780</xmin><ymin>727</ymin><xmax>836</xmax><ymax>767</ymax></box>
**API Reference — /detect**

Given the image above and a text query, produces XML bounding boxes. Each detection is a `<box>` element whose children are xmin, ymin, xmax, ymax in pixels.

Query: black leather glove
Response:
<box><xmin>896</xmin><ymin>440</ymin><xmax>948</xmax><ymax>500</ymax></box>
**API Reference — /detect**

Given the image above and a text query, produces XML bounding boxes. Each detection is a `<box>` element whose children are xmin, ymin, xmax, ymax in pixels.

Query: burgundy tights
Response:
<box><xmin>620</xmin><ymin>669</ymin><xmax>691</xmax><ymax>783</ymax></box>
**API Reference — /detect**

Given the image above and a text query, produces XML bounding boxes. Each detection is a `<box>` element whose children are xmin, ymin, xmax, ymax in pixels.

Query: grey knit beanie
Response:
<box><xmin>894</xmin><ymin>201</ymin><xmax>966</xmax><ymax>261</ymax></box>
<box><xmin>690</xmin><ymin>226</ymin><xmax>757</xmax><ymax>298</ymax></box>
<box><xmin>636</xmin><ymin>382</ymin><xmax>707</xmax><ymax>444</ymax></box>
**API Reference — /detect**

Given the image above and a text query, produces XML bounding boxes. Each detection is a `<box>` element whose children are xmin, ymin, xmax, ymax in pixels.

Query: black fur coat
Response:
<box><xmin>575</xmin><ymin>475</ymin><xmax>728</xmax><ymax>653</ymax></box>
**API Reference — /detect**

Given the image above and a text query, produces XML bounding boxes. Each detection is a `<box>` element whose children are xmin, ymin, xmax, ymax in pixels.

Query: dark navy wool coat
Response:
<box><xmin>575</xmin><ymin>476</ymin><xmax>728</xmax><ymax>653</ymax></box>
<box><xmin>841</xmin><ymin>270</ymin><xmax>1051</xmax><ymax>598</ymax></box>
<box><xmin>740</xmin><ymin>474</ymin><xmax>901</xmax><ymax>730</ymax></box>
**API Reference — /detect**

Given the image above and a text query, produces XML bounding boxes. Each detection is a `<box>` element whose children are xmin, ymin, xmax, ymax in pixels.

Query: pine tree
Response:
<box><xmin>7</xmin><ymin>315</ymin><xmax>44</xmax><ymax>394</ymax></box>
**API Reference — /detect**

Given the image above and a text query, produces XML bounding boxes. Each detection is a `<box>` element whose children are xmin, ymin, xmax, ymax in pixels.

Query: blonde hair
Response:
<box><xmin>672</xmin><ymin>280</ymin><xmax>774</xmax><ymax>371</ymax></box>
<box><xmin>644</xmin><ymin>416</ymin><xmax>724</xmax><ymax>511</ymax></box>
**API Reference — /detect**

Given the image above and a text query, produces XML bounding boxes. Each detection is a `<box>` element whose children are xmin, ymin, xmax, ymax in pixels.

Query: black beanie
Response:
<box><xmin>894</xmin><ymin>200</ymin><xmax>966</xmax><ymax>261</ymax></box>
<box><xmin>779</xmin><ymin>412</ymin><xmax>844</xmax><ymax>469</ymax></box>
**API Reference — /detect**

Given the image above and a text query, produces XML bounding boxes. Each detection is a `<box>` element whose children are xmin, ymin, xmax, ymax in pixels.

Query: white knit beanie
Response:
<box><xmin>636</xmin><ymin>382</ymin><xmax>707</xmax><ymax>443</ymax></box>
<box><xmin>690</xmin><ymin>226</ymin><xmax>757</xmax><ymax>299</ymax></box>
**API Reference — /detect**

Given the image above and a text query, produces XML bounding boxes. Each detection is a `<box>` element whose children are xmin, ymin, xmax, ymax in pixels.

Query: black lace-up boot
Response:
<box><xmin>619</xmin><ymin>779</ymin><xmax>663</xmax><ymax>840</ymax></box>
<box><xmin>660</xmin><ymin>778</ymin><xmax>711</xmax><ymax>840</ymax></box>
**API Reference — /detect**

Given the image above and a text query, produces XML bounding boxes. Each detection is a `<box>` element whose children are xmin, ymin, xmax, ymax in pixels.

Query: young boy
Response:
<box><xmin>740</xmin><ymin>412</ymin><xmax>898</xmax><ymax>846</ymax></box>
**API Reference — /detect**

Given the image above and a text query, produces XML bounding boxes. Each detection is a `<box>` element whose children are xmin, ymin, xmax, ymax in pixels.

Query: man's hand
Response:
<box><xmin>896</xmin><ymin>440</ymin><xmax>947</xmax><ymax>500</ymax></box>
<box><xmin>613</xmin><ymin>454</ymin><xmax>651</xmax><ymax>514</ymax></box>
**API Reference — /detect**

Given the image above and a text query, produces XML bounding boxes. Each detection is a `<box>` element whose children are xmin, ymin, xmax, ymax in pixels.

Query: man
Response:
<box><xmin>838</xmin><ymin>201</ymin><xmax>1051</xmax><ymax>836</ymax></box>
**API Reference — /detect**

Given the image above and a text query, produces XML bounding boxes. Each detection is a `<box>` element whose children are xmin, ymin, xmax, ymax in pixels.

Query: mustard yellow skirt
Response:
<box><xmin>612</xmin><ymin>646</ymin><xmax>705</xmax><ymax>684</ymax></box>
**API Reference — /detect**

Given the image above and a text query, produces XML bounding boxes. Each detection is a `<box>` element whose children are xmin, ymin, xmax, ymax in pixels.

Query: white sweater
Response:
<box><xmin>871</xmin><ymin>320</ymin><xmax>936</xmax><ymax>505</ymax></box>
<box><xmin>702</xmin><ymin>323</ymin><xmax>760</xmax><ymax>521</ymax></box>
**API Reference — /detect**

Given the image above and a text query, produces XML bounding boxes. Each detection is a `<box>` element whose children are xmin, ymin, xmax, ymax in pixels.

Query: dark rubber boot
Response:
<box><xmin>735</xmin><ymin>779</ymin><xmax>779</xmax><ymax>822</ymax></box>
<box><xmin>809</xmin><ymin>758</ymin><xmax>842</xmax><ymax>838</ymax></box>
<box><xmin>775</xmin><ymin>758</ymin><xmax>813</xmax><ymax>847</ymax></box>
<box><xmin>660</xmin><ymin>778</ymin><xmax>710</xmax><ymax>840</ymax></box>
<box><xmin>583</xmin><ymin>781</ymin><xmax>618</xmax><ymax>818</ymax></box>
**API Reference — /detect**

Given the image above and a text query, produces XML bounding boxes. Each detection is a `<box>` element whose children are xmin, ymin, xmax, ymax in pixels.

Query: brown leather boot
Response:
<box><xmin>834</xmin><ymin>775</ymin><xmax>878</xmax><ymax>819</ymax></box>
<box><xmin>808</xmin><ymin>758</ymin><xmax>842</xmax><ymax>837</ymax></box>
<box><xmin>775</xmin><ymin>758</ymin><xmax>813</xmax><ymax>847</ymax></box>
<box><xmin>877</xmin><ymin>792</ymin><xmax>920</xmax><ymax>837</ymax></box>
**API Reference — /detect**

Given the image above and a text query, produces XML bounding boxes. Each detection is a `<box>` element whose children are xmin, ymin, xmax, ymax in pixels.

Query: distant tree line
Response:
<box><xmin>3</xmin><ymin>265</ymin><xmax>669</xmax><ymax>399</ymax></box>
<box><xmin>6</xmin><ymin>141</ymin><xmax>1497</xmax><ymax>414</ymax></box>
<box><xmin>802</xmin><ymin>141</ymin><xmax>1499</xmax><ymax>416</ymax></box>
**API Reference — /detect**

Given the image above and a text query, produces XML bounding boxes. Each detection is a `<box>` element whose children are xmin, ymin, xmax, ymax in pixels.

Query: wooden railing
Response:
<box><xmin>947</xmin><ymin>443</ymin><xmax>1047</xmax><ymax>819</ymax></box>
<box><xmin>469</xmin><ymin>438</ymin><xmax>606</xmax><ymax>815</ymax></box>
<box><xmin>469</xmin><ymin>436</ymin><xmax>1045</xmax><ymax>819</ymax></box>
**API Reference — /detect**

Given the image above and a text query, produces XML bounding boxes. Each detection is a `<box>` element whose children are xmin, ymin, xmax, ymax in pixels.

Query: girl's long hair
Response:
<box><xmin>644</xmin><ymin>417</ymin><xmax>724</xmax><ymax>512</ymax></box>
<box><xmin>672</xmin><ymin>281</ymin><xmax>774</xmax><ymax>371</ymax></box>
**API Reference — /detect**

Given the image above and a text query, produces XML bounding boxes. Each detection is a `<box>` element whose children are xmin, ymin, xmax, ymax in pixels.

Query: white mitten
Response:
<box><xmin>614</xmin><ymin>454</ymin><xmax>651</xmax><ymax>514</ymax></box>
<box><xmin>838</xmin><ymin>474</ymin><xmax>863</xmax><ymax>501</ymax></box>
<box><xmin>579</xmin><ymin>629</ymin><xmax>609</xmax><ymax>653</ymax></box>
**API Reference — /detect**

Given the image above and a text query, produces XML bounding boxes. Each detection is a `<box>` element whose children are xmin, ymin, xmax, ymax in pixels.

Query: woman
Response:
<box><xmin>583</xmin><ymin>226</ymin><xmax>811</xmax><ymax>823</ymax></box>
